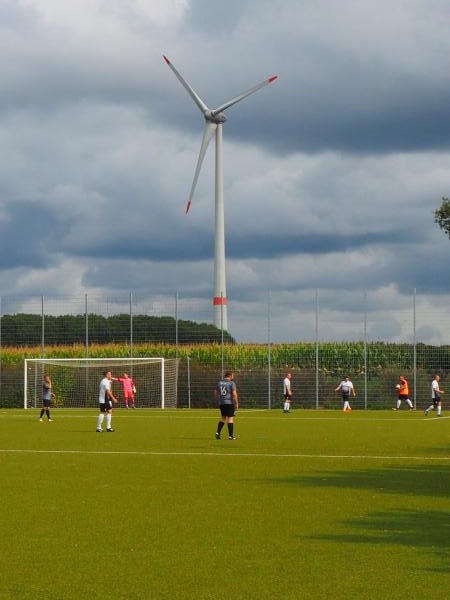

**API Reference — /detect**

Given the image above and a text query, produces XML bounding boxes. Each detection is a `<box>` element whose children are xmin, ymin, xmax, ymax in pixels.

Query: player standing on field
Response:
<box><xmin>424</xmin><ymin>374</ymin><xmax>444</xmax><ymax>416</ymax></box>
<box><xmin>393</xmin><ymin>375</ymin><xmax>414</xmax><ymax>410</ymax></box>
<box><xmin>112</xmin><ymin>373</ymin><xmax>136</xmax><ymax>409</ymax></box>
<box><xmin>215</xmin><ymin>370</ymin><xmax>239</xmax><ymax>440</ymax></box>
<box><xmin>335</xmin><ymin>375</ymin><xmax>355</xmax><ymax>411</ymax></box>
<box><xmin>39</xmin><ymin>374</ymin><xmax>55</xmax><ymax>422</ymax></box>
<box><xmin>283</xmin><ymin>372</ymin><xmax>292</xmax><ymax>413</ymax></box>
<box><xmin>96</xmin><ymin>370</ymin><xmax>118</xmax><ymax>432</ymax></box>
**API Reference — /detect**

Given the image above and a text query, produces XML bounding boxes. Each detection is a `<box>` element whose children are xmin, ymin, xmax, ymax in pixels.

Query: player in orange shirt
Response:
<box><xmin>393</xmin><ymin>375</ymin><xmax>414</xmax><ymax>410</ymax></box>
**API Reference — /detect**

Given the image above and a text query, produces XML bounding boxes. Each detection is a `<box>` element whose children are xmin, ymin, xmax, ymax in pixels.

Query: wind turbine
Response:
<box><xmin>163</xmin><ymin>55</ymin><xmax>277</xmax><ymax>331</ymax></box>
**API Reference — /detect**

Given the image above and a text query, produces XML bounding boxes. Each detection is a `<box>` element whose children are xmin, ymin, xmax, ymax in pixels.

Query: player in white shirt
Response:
<box><xmin>335</xmin><ymin>376</ymin><xmax>356</xmax><ymax>412</ymax></box>
<box><xmin>283</xmin><ymin>373</ymin><xmax>292</xmax><ymax>413</ymax></box>
<box><xmin>424</xmin><ymin>375</ymin><xmax>444</xmax><ymax>416</ymax></box>
<box><xmin>96</xmin><ymin>371</ymin><xmax>118</xmax><ymax>432</ymax></box>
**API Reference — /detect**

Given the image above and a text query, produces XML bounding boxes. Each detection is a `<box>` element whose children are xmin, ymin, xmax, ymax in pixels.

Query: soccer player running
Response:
<box><xmin>39</xmin><ymin>374</ymin><xmax>56</xmax><ymax>422</ymax></box>
<box><xmin>335</xmin><ymin>375</ymin><xmax>356</xmax><ymax>411</ymax></box>
<box><xmin>424</xmin><ymin>374</ymin><xmax>444</xmax><ymax>417</ymax></box>
<box><xmin>283</xmin><ymin>372</ymin><xmax>292</xmax><ymax>413</ymax></box>
<box><xmin>215</xmin><ymin>370</ymin><xmax>239</xmax><ymax>440</ymax></box>
<box><xmin>96</xmin><ymin>370</ymin><xmax>118</xmax><ymax>432</ymax></box>
<box><xmin>393</xmin><ymin>375</ymin><xmax>414</xmax><ymax>410</ymax></box>
<box><xmin>112</xmin><ymin>372</ymin><xmax>136</xmax><ymax>409</ymax></box>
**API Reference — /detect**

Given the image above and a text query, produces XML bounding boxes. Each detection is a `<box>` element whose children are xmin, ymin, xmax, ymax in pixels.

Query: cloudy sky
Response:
<box><xmin>1</xmin><ymin>0</ymin><xmax>450</xmax><ymax>343</ymax></box>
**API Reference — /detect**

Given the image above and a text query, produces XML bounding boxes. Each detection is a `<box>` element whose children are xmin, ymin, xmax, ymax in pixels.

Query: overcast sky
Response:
<box><xmin>1</xmin><ymin>0</ymin><xmax>450</xmax><ymax>343</ymax></box>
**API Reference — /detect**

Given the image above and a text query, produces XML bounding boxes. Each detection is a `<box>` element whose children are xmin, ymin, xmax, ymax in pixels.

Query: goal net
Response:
<box><xmin>24</xmin><ymin>357</ymin><xmax>178</xmax><ymax>409</ymax></box>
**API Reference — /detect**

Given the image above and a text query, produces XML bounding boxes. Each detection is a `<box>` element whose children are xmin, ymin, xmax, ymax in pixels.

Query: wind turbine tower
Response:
<box><xmin>164</xmin><ymin>55</ymin><xmax>277</xmax><ymax>331</ymax></box>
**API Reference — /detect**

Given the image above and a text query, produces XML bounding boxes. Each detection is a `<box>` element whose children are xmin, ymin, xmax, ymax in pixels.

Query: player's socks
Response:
<box><xmin>97</xmin><ymin>414</ymin><xmax>105</xmax><ymax>430</ymax></box>
<box><xmin>227</xmin><ymin>423</ymin><xmax>234</xmax><ymax>438</ymax></box>
<box><xmin>40</xmin><ymin>409</ymin><xmax>45</xmax><ymax>418</ymax></box>
<box><xmin>217</xmin><ymin>421</ymin><xmax>224</xmax><ymax>436</ymax></box>
<box><xmin>46</xmin><ymin>409</ymin><xmax>51</xmax><ymax>420</ymax></box>
<box><xmin>106</xmin><ymin>414</ymin><xmax>112</xmax><ymax>429</ymax></box>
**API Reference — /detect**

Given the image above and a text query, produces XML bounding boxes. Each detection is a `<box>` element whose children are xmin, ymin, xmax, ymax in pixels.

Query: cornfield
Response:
<box><xmin>1</xmin><ymin>341</ymin><xmax>450</xmax><ymax>371</ymax></box>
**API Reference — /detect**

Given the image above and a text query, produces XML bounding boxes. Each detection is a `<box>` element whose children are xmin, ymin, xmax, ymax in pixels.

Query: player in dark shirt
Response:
<box><xmin>214</xmin><ymin>370</ymin><xmax>239</xmax><ymax>440</ymax></box>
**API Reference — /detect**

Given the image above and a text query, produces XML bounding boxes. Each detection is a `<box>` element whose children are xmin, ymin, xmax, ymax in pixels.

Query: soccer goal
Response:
<box><xmin>24</xmin><ymin>357</ymin><xmax>178</xmax><ymax>409</ymax></box>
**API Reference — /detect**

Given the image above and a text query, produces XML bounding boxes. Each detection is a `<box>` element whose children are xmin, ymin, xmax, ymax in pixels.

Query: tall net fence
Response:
<box><xmin>0</xmin><ymin>291</ymin><xmax>449</xmax><ymax>409</ymax></box>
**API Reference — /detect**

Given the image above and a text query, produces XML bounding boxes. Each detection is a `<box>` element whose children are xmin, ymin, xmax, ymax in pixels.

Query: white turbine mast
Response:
<box><xmin>164</xmin><ymin>55</ymin><xmax>277</xmax><ymax>332</ymax></box>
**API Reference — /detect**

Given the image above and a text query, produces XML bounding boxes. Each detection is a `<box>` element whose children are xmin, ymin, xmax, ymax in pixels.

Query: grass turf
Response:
<box><xmin>0</xmin><ymin>408</ymin><xmax>448</xmax><ymax>600</ymax></box>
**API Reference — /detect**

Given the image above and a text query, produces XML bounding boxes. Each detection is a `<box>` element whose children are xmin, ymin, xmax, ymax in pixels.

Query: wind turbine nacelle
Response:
<box><xmin>205</xmin><ymin>110</ymin><xmax>227</xmax><ymax>124</ymax></box>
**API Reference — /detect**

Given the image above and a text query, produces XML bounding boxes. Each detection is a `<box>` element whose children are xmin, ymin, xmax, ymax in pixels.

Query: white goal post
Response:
<box><xmin>24</xmin><ymin>357</ymin><xmax>178</xmax><ymax>409</ymax></box>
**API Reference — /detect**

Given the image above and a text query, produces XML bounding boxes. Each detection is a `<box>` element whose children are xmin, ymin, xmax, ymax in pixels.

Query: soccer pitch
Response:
<box><xmin>0</xmin><ymin>409</ymin><xmax>448</xmax><ymax>600</ymax></box>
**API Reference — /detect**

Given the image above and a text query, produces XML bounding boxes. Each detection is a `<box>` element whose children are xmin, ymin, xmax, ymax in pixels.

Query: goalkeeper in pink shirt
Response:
<box><xmin>112</xmin><ymin>373</ymin><xmax>136</xmax><ymax>409</ymax></box>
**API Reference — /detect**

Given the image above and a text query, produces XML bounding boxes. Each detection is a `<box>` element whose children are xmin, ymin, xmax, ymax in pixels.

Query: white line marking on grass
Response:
<box><xmin>3</xmin><ymin>412</ymin><xmax>448</xmax><ymax>422</ymax></box>
<box><xmin>0</xmin><ymin>448</ymin><xmax>449</xmax><ymax>460</ymax></box>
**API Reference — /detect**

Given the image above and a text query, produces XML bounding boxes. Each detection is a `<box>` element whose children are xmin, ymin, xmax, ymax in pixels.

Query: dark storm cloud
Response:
<box><xmin>65</xmin><ymin>231</ymin><xmax>213</xmax><ymax>263</ymax></box>
<box><xmin>229</xmin><ymin>101</ymin><xmax>450</xmax><ymax>154</ymax></box>
<box><xmin>60</xmin><ymin>226</ymin><xmax>398</xmax><ymax>263</ymax></box>
<box><xmin>227</xmin><ymin>230</ymin><xmax>411</xmax><ymax>259</ymax></box>
<box><xmin>370</xmin><ymin>244</ymin><xmax>450</xmax><ymax>295</ymax></box>
<box><xmin>0</xmin><ymin>200</ymin><xmax>62</xmax><ymax>269</ymax></box>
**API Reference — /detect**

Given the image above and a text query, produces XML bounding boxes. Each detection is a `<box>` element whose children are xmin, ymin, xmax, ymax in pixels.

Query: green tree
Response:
<box><xmin>434</xmin><ymin>197</ymin><xmax>450</xmax><ymax>239</ymax></box>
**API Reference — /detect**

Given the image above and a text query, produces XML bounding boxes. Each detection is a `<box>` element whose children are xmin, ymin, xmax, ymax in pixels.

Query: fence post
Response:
<box><xmin>413</xmin><ymin>288</ymin><xmax>417</xmax><ymax>408</ymax></box>
<box><xmin>175</xmin><ymin>292</ymin><xmax>179</xmax><ymax>404</ymax></box>
<box><xmin>315</xmin><ymin>289</ymin><xmax>319</xmax><ymax>410</ymax></box>
<box><xmin>85</xmin><ymin>293</ymin><xmax>89</xmax><ymax>358</ymax></box>
<box><xmin>175</xmin><ymin>292</ymin><xmax>179</xmax><ymax>355</ymax></box>
<box><xmin>130</xmin><ymin>291</ymin><xmax>134</xmax><ymax>359</ymax></box>
<box><xmin>187</xmin><ymin>355</ymin><xmax>191</xmax><ymax>409</ymax></box>
<box><xmin>267</xmin><ymin>291</ymin><xmax>272</xmax><ymax>410</ymax></box>
<box><xmin>0</xmin><ymin>296</ymin><xmax>2</xmax><ymax>401</ymax></box>
<box><xmin>220</xmin><ymin>292</ymin><xmax>224</xmax><ymax>378</ymax></box>
<box><xmin>84</xmin><ymin>294</ymin><xmax>88</xmax><ymax>406</ymax></box>
<box><xmin>41</xmin><ymin>296</ymin><xmax>45</xmax><ymax>358</ymax></box>
<box><xmin>364</xmin><ymin>290</ymin><xmax>368</xmax><ymax>409</ymax></box>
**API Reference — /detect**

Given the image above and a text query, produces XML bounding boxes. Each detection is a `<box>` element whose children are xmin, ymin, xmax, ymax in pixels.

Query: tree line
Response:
<box><xmin>0</xmin><ymin>313</ymin><xmax>235</xmax><ymax>346</ymax></box>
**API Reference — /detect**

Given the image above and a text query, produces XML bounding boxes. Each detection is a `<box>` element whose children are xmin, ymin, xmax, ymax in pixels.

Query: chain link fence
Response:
<box><xmin>0</xmin><ymin>291</ymin><xmax>449</xmax><ymax>409</ymax></box>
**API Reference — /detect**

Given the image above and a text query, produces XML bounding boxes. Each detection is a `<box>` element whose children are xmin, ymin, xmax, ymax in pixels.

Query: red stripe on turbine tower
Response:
<box><xmin>213</xmin><ymin>296</ymin><xmax>228</xmax><ymax>305</ymax></box>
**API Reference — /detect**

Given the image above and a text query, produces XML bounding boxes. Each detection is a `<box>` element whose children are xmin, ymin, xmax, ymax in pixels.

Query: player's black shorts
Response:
<box><xmin>99</xmin><ymin>401</ymin><xmax>112</xmax><ymax>412</ymax></box>
<box><xmin>284</xmin><ymin>393</ymin><xmax>291</xmax><ymax>400</ymax></box>
<box><xmin>42</xmin><ymin>398</ymin><xmax>51</xmax><ymax>407</ymax></box>
<box><xmin>433</xmin><ymin>395</ymin><xmax>441</xmax><ymax>406</ymax></box>
<box><xmin>220</xmin><ymin>404</ymin><xmax>235</xmax><ymax>418</ymax></box>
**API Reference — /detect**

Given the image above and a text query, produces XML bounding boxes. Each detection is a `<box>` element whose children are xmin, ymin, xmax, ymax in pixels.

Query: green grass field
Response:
<box><xmin>0</xmin><ymin>408</ymin><xmax>448</xmax><ymax>600</ymax></box>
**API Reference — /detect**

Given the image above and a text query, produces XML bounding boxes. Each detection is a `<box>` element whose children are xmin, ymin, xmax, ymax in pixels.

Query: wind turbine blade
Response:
<box><xmin>212</xmin><ymin>75</ymin><xmax>278</xmax><ymax>116</ymax></box>
<box><xmin>185</xmin><ymin>122</ymin><xmax>217</xmax><ymax>213</ymax></box>
<box><xmin>163</xmin><ymin>55</ymin><xmax>210</xmax><ymax>115</ymax></box>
